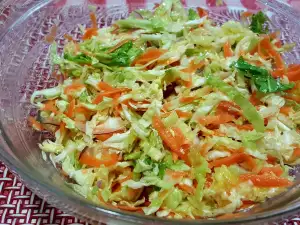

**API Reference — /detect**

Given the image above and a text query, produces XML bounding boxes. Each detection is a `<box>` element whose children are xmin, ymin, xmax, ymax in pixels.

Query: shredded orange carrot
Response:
<box><xmin>235</xmin><ymin>124</ymin><xmax>254</xmax><ymax>131</ymax></box>
<box><xmin>177</xmin><ymin>184</ymin><xmax>195</xmax><ymax>195</ymax></box>
<box><xmin>90</xmin><ymin>12</ymin><xmax>97</xmax><ymax>29</ymax></box>
<box><xmin>249</xmin><ymin>92</ymin><xmax>261</xmax><ymax>106</ymax></box>
<box><xmin>240</xmin><ymin>174</ymin><xmax>292</xmax><ymax>187</ymax></box>
<box><xmin>198</xmin><ymin>113</ymin><xmax>235</xmax><ymax>126</ymax></box>
<box><xmin>179</xmin><ymin>96</ymin><xmax>196</xmax><ymax>104</ymax></box>
<box><xmin>280</xmin><ymin>106</ymin><xmax>293</xmax><ymax>116</ymax></box>
<box><xmin>196</xmin><ymin>7</ymin><xmax>208</xmax><ymax>18</ymax></box>
<box><xmin>223</xmin><ymin>41</ymin><xmax>233</xmax><ymax>58</ymax></box>
<box><xmin>216</xmin><ymin>101</ymin><xmax>242</xmax><ymax>117</ymax></box>
<box><xmin>162</xmin><ymin>102</ymin><xmax>172</xmax><ymax>112</ymax></box>
<box><xmin>28</xmin><ymin>116</ymin><xmax>43</xmax><ymax>131</ymax></box>
<box><xmin>181</xmin><ymin>60</ymin><xmax>205</xmax><ymax>74</ymax></box>
<box><xmin>59</xmin><ymin>122</ymin><xmax>65</xmax><ymax>134</ymax></box>
<box><xmin>209</xmin><ymin>152</ymin><xmax>247</xmax><ymax>168</ymax></box>
<box><xmin>293</xmin><ymin>148</ymin><xmax>300</xmax><ymax>157</ymax></box>
<box><xmin>132</xmin><ymin>48</ymin><xmax>167</xmax><ymax>66</ymax></box>
<box><xmin>200</xmin><ymin>142</ymin><xmax>213</xmax><ymax>156</ymax></box>
<box><xmin>97</xmin><ymin>81</ymin><xmax>115</xmax><ymax>91</ymax></box>
<box><xmin>266</xmin><ymin>154</ymin><xmax>278</xmax><ymax>164</ymax></box>
<box><xmin>43</xmin><ymin>100</ymin><xmax>59</xmax><ymax>114</ymax></box>
<box><xmin>271</xmin><ymin>68</ymin><xmax>285</xmax><ymax>78</ymax></box>
<box><xmin>152</xmin><ymin>115</ymin><xmax>179</xmax><ymax>152</ymax></box>
<box><xmin>284</xmin><ymin>94</ymin><xmax>300</xmax><ymax>103</ymax></box>
<box><xmin>175</xmin><ymin>110</ymin><xmax>193</xmax><ymax>118</ymax></box>
<box><xmin>82</xmin><ymin>28</ymin><xmax>98</xmax><ymax>40</ymax></box>
<box><xmin>92</xmin><ymin>88</ymin><xmax>131</xmax><ymax>104</ymax></box>
<box><xmin>118</xmin><ymin>173</ymin><xmax>133</xmax><ymax>184</ymax></box>
<box><xmin>65</xmin><ymin>99</ymin><xmax>75</xmax><ymax>118</ymax></box>
<box><xmin>79</xmin><ymin>151</ymin><xmax>119</xmax><ymax>167</ymax></box>
<box><xmin>241</xmin><ymin>11</ymin><xmax>253</xmax><ymax>19</ymax></box>
<box><xmin>166</xmin><ymin>169</ymin><xmax>189</xmax><ymax>179</ymax></box>
<box><xmin>241</xmin><ymin>155</ymin><xmax>256</xmax><ymax>171</ymax></box>
<box><xmin>171</xmin><ymin>127</ymin><xmax>186</xmax><ymax>149</ymax></box>
<box><xmin>286</xmin><ymin>64</ymin><xmax>300</xmax><ymax>81</ymax></box>
<box><xmin>152</xmin><ymin>115</ymin><xmax>189</xmax><ymax>162</ymax></box>
<box><xmin>259</xmin><ymin>166</ymin><xmax>283</xmax><ymax>177</ymax></box>
<box><xmin>172</xmin><ymin>152</ymin><xmax>179</xmax><ymax>161</ymax></box>
<box><xmin>64</xmin><ymin>83</ymin><xmax>85</xmax><ymax>96</ymax></box>
<box><xmin>95</xmin><ymin>133</ymin><xmax>115</xmax><ymax>141</ymax></box>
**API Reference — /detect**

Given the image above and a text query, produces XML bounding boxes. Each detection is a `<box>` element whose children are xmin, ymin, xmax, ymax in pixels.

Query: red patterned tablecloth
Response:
<box><xmin>1</xmin><ymin>0</ymin><xmax>300</xmax><ymax>224</ymax></box>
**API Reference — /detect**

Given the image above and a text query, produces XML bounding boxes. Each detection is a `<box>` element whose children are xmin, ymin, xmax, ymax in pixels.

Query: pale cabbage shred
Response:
<box><xmin>30</xmin><ymin>0</ymin><xmax>299</xmax><ymax>219</ymax></box>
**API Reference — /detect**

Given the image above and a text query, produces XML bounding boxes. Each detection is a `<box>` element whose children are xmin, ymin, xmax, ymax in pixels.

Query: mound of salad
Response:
<box><xmin>29</xmin><ymin>0</ymin><xmax>300</xmax><ymax>219</ymax></box>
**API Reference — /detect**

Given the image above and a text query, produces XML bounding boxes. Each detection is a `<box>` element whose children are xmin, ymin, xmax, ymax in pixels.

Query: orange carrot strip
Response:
<box><xmin>65</xmin><ymin>99</ymin><xmax>75</xmax><ymax>118</ymax></box>
<box><xmin>43</xmin><ymin>100</ymin><xmax>59</xmax><ymax>114</ymax></box>
<box><xmin>28</xmin><ymin>116</ymin><xmax>43</xmax><ymax>131</ymax></box>
<box><xmin>284</xmin><ymin>94</ymin><xmax>300</xmax><ymax>104</ymax></box>
<box><xmin>196</xmin><ymin>7</ymin><xmax>208</xmax><ymax>18</ymax></box>
<box><xmin>79</xmin><ymin>151</ymin><xmax>119</xmax><ymax>167</ymax></box>
<box><xmin>216</xmin><ymin>101</ymin><xmax>242</xmax><ymax>117</ymax></box>
<box><xmin>241</xmin><ymin>11</ymin><xmax>253</xmax><ymax>18</ymax></box>
<box><xmin>95</xmin><ymin>133</ymin><xmax>114</xmax><ymax>141</ymax></box>
<box><xmin>179</xmin><ymin>96</ymin><xmax>196</xmax><ymax>104</ymax></box>
<box><xmin>242</xmin><ymin>155</ymin><xmax>256</xmax><ymax>171</ymax></box>
<box><xmin>64</xmin><ymin>83</ymin><xmax>85</xmax><ymax>96</ymax></box>
<box><xmin>271</xmin><ymin>68</ymin><xmax>285</xmax><ymax>78</ymax></box>
<box><xmin>235</xmin><ymin>124</ymin><xmax>254</xmax><ymax>131</ymax></box>
<box><xmin>259</xmin><ymin>166</ymin><xmax>283</xmax><ymax>177</ymax></box>
<box><xmin>223</xmin><ymin>41</ymin><xmax>233</xmax><ymax>58</ymax></box>
<box><xmin>90</xmin><ymin>12</ymin><xmax>97</xmax><ymax>28</ymax></box>
<box><xmin>177</xmin><ymin>184</ymin><xmax>195</xmax><ymax>195</ymax></box>
<box><xmin>82</xmin><ymin>28</ymin><xmax>98</xmax><ymax>40</ymax></box>
<box><xmin>280</xmin><ymin>106</ymin><xmax>292</xmax><ymax>116</ymax></box>
<box><xmin>249</xmin><ymin>92</ymin><xmax>261</xmax><ymax>106</ymax></box>
<box><xmin>209</xmin><ymin>153</ymin><xmax>247</xmax><ymax>168</ymax></box>
<box><xmin>198</xmin><ymin>114</ymin><xmax>235</xmax><ymax>126</ymax></box>
<box><xmin>152</xmin><ymin>116</ymin><xmax>189</xmax><ymax>163</ymax></box>
<box><xmin>258</xmin><ymin>36</ymin><xmax>285</xmax><ymax>69</ymax></box>
<box><xmin>132</xmin><ymin>48</ymin><xmax>166</xmax><ymax>66</ymax></box>
<box><xmin>181</xmin><ymin>60</ymin><xmax>205</xmax><ymax>74</ymax></box>
<box><xmin>59</xmin><ymin>122</ymin><xmax>65</xmax><ymax>134</ymax></box>
<box><xmin>166</xmin><ymin>169</ymin><xmax>189</xmax><ymax>179</ymax></box>
<box><xmin>97</xmin><ymin>81</ymin><xmax>115</xmax><ymax>91</ymax></box>
<box><xmin>152</xmin><ymin>115</ymin><xmax>179</xmax><ymax>152</ymax></box>
<box><xmin>286</xmin><ymin>69</ymin><xmax>300</xmax><ymax>81</ymax></box>
<box><xmin>240</xmin><ymin>174</ymin><xmax>292</xmax><ymax>187</ymax></box>
<box><xmin>175</xmin><ymin>110</ymin><xmax>193</xmax><ymax>118</ymax></box>
<box><xmin>267</xmin><ymin>154</ymin><xmax>278</xmax><ymax>164</ymax></box>
<box><xmin>92</xmin><ymin>88</ymin><xmax>131</xmax><ymax>104</ymax></box>
<box><xmin>293</xmin><ymin>148</ymin><xmax>300</xmax><ymax>157</ymax></box>
<box><xmin>171</xmin><ymin>127</ymin><xmax>186</xmax><ymax>149</ymax></box>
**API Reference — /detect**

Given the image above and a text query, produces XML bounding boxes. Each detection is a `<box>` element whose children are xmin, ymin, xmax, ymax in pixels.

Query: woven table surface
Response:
<box><xmin>1</xmin><ymin>0</ymin><xmax>300</xmax><ymax>224</ymax></box>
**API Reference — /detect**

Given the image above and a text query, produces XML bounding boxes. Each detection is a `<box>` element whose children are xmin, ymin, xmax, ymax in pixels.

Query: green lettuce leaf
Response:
<box><xmin>250</xmin><ymin>11</ymin><xmax>269</xmax><ymax>34</ymax></box>
<box><xmin>232</xmin><ymin>57</ymin><xmax>294</xmax><ymax>93</ymax></box>
<box><xmin>188</xmin><ymin>9</ymin><xmax>200</xmax><ymax>20</ymax></box>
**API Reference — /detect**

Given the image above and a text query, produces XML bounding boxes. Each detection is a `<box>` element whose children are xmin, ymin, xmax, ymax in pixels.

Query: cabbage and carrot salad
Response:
<box><xmin>29</xmin><ymin>0</ymin><xmax>300</xmax><ymax>219</ymax></box>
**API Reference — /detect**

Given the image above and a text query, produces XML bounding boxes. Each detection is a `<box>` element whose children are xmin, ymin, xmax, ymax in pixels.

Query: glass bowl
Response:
<box><xmin>1</xmin><ymin>0</ymin><xmax>300</xmax><ymax>224</ymax></box>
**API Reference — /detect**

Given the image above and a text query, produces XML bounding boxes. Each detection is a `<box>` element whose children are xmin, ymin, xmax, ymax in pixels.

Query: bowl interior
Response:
<box><xmin>1</xmin><ymin>0</ymin><xmax>300</xmax><ymax>224</ymax></box>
